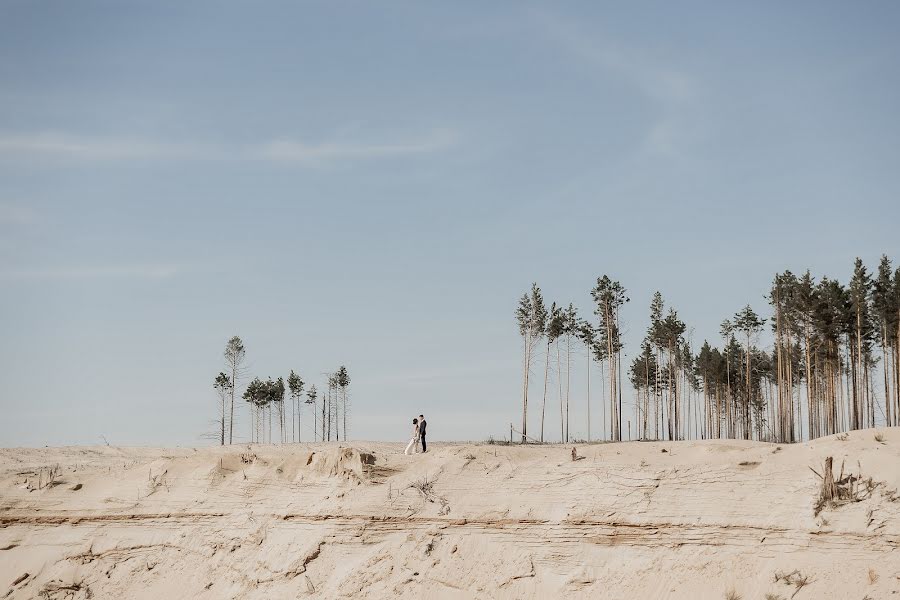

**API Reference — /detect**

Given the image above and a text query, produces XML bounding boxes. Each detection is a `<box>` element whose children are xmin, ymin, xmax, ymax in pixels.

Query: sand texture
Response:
<box><xmin>1</xmin><ymin>429</ymin><xmax>899</xmax><ymax>599</ymax></box>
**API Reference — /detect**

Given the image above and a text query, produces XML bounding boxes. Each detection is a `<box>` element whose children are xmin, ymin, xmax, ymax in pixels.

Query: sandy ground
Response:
<box><xmin>1</xmin><ymin>429</ymin><xmax>899</xmax><ymax>599</ymax></box>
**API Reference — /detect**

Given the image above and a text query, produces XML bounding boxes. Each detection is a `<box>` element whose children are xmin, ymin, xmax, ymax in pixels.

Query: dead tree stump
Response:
<box><xmin>822</xmin><ymin>456</ymin><xmax>838</xmax><ymax>502</ymax></box>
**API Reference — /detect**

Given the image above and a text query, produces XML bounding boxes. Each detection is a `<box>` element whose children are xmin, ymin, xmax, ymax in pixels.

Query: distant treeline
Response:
<box><xmin>517</xmin><ymin>255</ymin><xmax>900</xmax><ymax>444</ymax></box>
<box><xmin>213</xmin><ymin>336</ymin><xmax>350</xmax><ymax>444</ymax></box>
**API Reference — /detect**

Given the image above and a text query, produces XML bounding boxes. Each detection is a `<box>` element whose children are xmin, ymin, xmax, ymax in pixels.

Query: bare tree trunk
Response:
<box><xmin>884</xmin><ymin>325</ymin><xmax>892</xmax><ymax>428</ymax></box>
<box><xmin>586</xmin><ymin>343</ymin><xmax>591</xmax><ymax>442</ymax></box>
<box><xmin>616</xmin><ymin>306</ymin><xmax>623</xmax><ymax>442</ymax></box>
<box><xmin>855</xmin><ymin>310</ymin><xmax>863</xmax><ymax>429</ymax></box>
<box><xmin>604</xmin><ymin>301</ymin><xmax>615</xmax><ymax>441</ymax></box>
<box><xmin>343</xmin><ymin>388</ymin><xmax>348</xmax><ymax>441</ymax></box>
<box><xmin>644</xmin><ymin>358</ymin><xmax>651</xmax><ymax>439</ymax></box>
<box><xmin>557</xmin><ymin>341</ymin><xmax>564</xmax><ymax>442</ymax></box>
<box><xmin>541</xmin><ymin>339</ymin><xmax>550</xmax><ymax>442</ymax></box>
<box><xmin>745</xmin><ymin>332</ymin><xmax>751</xmax><ymax>440</ymax></box>
<box><xmin>229</xmin><ymin>366</ymin><xmax>237</xmax><ymax>445</ymax></box>
<box><xmin>566</xmin><ymin>332</ymin><xmax>572</xmax><ymax>442</ymax></box>
<box><xmin>894</xmin><ymin>310</ymin><xmax>900</xmax><ymax>426</ymax></box>
<box><xmin>522</xmin><ymin>332</ymin><xmax>531</xmax><ymax>443</ymax></box>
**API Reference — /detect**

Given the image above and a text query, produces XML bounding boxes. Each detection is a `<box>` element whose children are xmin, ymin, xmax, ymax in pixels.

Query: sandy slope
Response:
<box><xmin>1</xmin><ymin>429</ymin><xmax>898</xmax><ymax>599</ymax></box>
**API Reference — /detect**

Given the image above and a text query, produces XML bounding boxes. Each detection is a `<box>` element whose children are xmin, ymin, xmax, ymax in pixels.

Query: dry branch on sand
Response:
<box><xmin>146</xmin><ymin>469</ymin><xmax>169</xmax><ymax>496</ymax></box>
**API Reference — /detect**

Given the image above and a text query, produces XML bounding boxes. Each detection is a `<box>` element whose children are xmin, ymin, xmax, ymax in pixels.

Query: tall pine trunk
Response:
<box><xmin>541</xmin><ymin>339</ymin><xmax>550</xmax><ymax>442</ymax></box>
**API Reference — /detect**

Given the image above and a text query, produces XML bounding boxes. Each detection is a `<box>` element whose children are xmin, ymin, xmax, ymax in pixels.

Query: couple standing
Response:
<box><xmin>404</xmin><ymin>414</ymin><xmax>427</xmax><ymax>455</ymax></box>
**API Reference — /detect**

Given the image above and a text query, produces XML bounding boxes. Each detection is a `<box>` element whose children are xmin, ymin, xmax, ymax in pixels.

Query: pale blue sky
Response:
<box><xmin>1</xmin><ymin>1</ymin><xmax>898</xmax><ymax>446</ymax></box>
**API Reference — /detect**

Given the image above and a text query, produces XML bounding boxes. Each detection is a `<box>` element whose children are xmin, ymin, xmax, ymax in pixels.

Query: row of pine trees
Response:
<box><xmin>517</xmin><ymin>256</ymin><xmax>900</xmax><ymax>444</ymax></box>
<box><xmin>212</xmin><ymin>336</ymin><xmax>351</xmax><ymax>444</ymax></box>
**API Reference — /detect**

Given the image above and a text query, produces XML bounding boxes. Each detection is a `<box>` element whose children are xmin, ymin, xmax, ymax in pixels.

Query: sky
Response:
<box><xmin>1</xmin><ymin>1</ymin><xmax>899</xmax><ymax>447</ymax></box>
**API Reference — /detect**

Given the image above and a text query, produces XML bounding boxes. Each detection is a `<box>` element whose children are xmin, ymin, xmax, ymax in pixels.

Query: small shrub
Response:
<box><xmin>408</xmin><ymin>474</ymin><xmax>436</xmax><ymax>500</ymax></box>
<box><xmin>874</xmin><ymin>431</ymin><xmax>885</xmax><ymax>443</ymax></box>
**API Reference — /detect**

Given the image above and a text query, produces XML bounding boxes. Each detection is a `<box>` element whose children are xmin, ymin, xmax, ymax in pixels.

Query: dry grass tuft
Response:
<box><xmin>874</xmin><ymin>431</ymin><xmax>885</xmax><ymax>443</ymax></box>
<box><xmin>724</xmin><ymin>589</ymin><xmax>741</xmax><ymax>600</ymax></box>
<box><xmin>773</xmin><ymin>570</ymin><xmax>813</xmax><ymax>598</ymax></box>
<box><xmin>867</xmin><ymin>568</ymin><xmax>878</xmax><ymax>584</ymax></box>
<box><xmin>765</xmin><ymin>594</ymin><xmax>785</xmax><ymax>600</ymax></box>
<box><xmin>408</xmin><ymin>474</ymin><xmax>436</xmax><ymax>500</ymax></box>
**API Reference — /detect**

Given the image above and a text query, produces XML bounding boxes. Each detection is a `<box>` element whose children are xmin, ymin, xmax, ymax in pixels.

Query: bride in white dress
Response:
<box><xmin>404</xmin><ymin>418</ymin><xmax>420</xmax><ymax>455</ymax></box>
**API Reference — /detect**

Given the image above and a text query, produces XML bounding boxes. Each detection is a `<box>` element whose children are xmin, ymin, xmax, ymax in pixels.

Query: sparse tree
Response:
<box><xmin>731</xmin><ymin>306</ymin><xmax>765</xmax><ymax>440</ymax></box>
<box><xmin>591</xmin><ymin>276</ymin><xmax>628</xmax><ymax>441</ymax></box>
<box><xmin>337</xmin><ymin>366</ymin><xmax>351</xmax><ymax>440</ymax></box>
<box><xmin>288</xmin><ymin>370</ymin><xmax>304</xmax><ymax>442</ymax></box>
<box><xmin>515</xmin><ymin>283</ymin><xmax>547</xmax><ymax>442</ymax></box>
<box><xmin>541</xmin><ymin>303</ymin><xmax>564</xmax><ymax>442</ymax></box>
<box><xmin>214</xmin><ymin>372</ymin><xmax>232</xmax><ymax>446</ymax></box>
<box><xmin>306</xmin><ymin>384</ymin><xmax>318</xmax><ymax>440</ymax></box>
<box><xmin>578</xmin><ymin>319</ymin><xmax>599</xmax><ymax>442</ymax></box>
<box><xmin>223</xmin><ymin>336</ymin><xmax>246</xmax><ymax>445</ymax></box>
<box><xmin>242</xmin><ymin>377</ymin><xmax>266</xmax><ymax>443</ymax></box>
<box><xmin>273</xmin><ymin>377</ymin><xmax>286</xmax><ymax>443</ymax></box>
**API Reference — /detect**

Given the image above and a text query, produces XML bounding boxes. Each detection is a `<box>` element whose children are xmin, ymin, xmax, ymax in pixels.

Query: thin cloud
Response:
<box><xmin>0</xmin><ymin>264</ymin><xmax>180</xmax><ymax>281</ymax></box>
<box><xmin>535</xmin><ymin>12</ymin><xmax>696</xmax><ymax>105</ymax></box>
<box><xmin>0</xmin><ymin>129</ymin><xmax>459</xmax><ymax>165</ymax></box>
<box><xmin>0</xmin><ymin>133</ymin><xmax>200</xmax><ymax>161</ymax></box>
<box><xmin>533</xmin><ymin>11</ymin><xmax>701</xmax><ymax>161</ymax></box>
<box><xmin>255</xmin><ymin>129</ymin><xmax>458</xmax><ymax>165</ymax></box>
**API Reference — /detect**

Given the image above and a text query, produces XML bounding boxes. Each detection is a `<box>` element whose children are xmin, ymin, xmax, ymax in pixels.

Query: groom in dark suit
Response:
<box><xmin>418</xmin><ymin>414</ymin><xmax>427</xmax><ymax>452</ymax></box>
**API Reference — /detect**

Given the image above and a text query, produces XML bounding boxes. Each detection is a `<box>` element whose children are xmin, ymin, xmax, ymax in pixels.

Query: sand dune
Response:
<box><xmin>2</xmin><ymin>429</ymin><xmax>899</xmax><ymax>599</ymax></box>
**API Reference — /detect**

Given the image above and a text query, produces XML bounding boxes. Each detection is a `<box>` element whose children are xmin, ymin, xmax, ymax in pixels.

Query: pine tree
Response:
<box><xmin>214</xmin><ymin>372</ymin><xmax>232</xmax><ymax>446</ymax></box>
<box><xmin>223</xmin><ymin>336</ymin><xmax>246</xmax><ymax>445</ymax></box>
<box><xmin>872</xmin><ymin>256</ymin><xmax>896</xmax><ymax>427</ymax></box>
<box><xmin>273</xmin><ymin>377</ymin><xmax>286</xmax><ymax>443</ymax></box>
<box><xmin>306</xmin><ymin>384</ymin><xmax>318</xmax><ymax>440</ymax></box>
<box><xmin>563</xmin><ymin>303</ymin><xmax>578</xmax><ymax>442</ymax></box>
<box><xmin>288</xmin><ymin>370</ymin><xmax>304</xmax><ymax>443</ymax></box>
<box><xmin>731</xmin><ymin>306</ymin><xmax>765</xmax><ymax>439</ymax></box>
<box><xmin>578</xmin><ymin>319</ymin><xmax>599</xmax><ymax>441</ymax></box>
<box><xmin>242</xmin><ymin>377</ymin><xmax>265</xmax><ymax>443</ymax></box>
<box><xmin>848</xmin><ymin>258</ymin><xmax>875</xmax><ymax>429</ymax></box>
<box><xmin>591</xmin><ymin>276</ymin><xmax>628</xmax><ymax>441</ymax></box>
<box><xmin>514</xmin><ymin>283</ymin><xmax>546</xmax><ymax>442</ymax></box>
<box><xmin>541</xmin><ymin>303</ymin><xmax>564</xmax><ymax>442</ymax></box>
<box><xmin>660</xmin><ymin>308</ymin><xmax>686</xmax><ymax>440</ymax></box>
<box><xmin>337</xmin><ymin>366</ymin><xmax>351</xmax><ymax>440</ymax></box>
<box><xmin>629</xmin><ymin>339</ymin><xmax>657</xmax><ymax>440</ymax></box>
